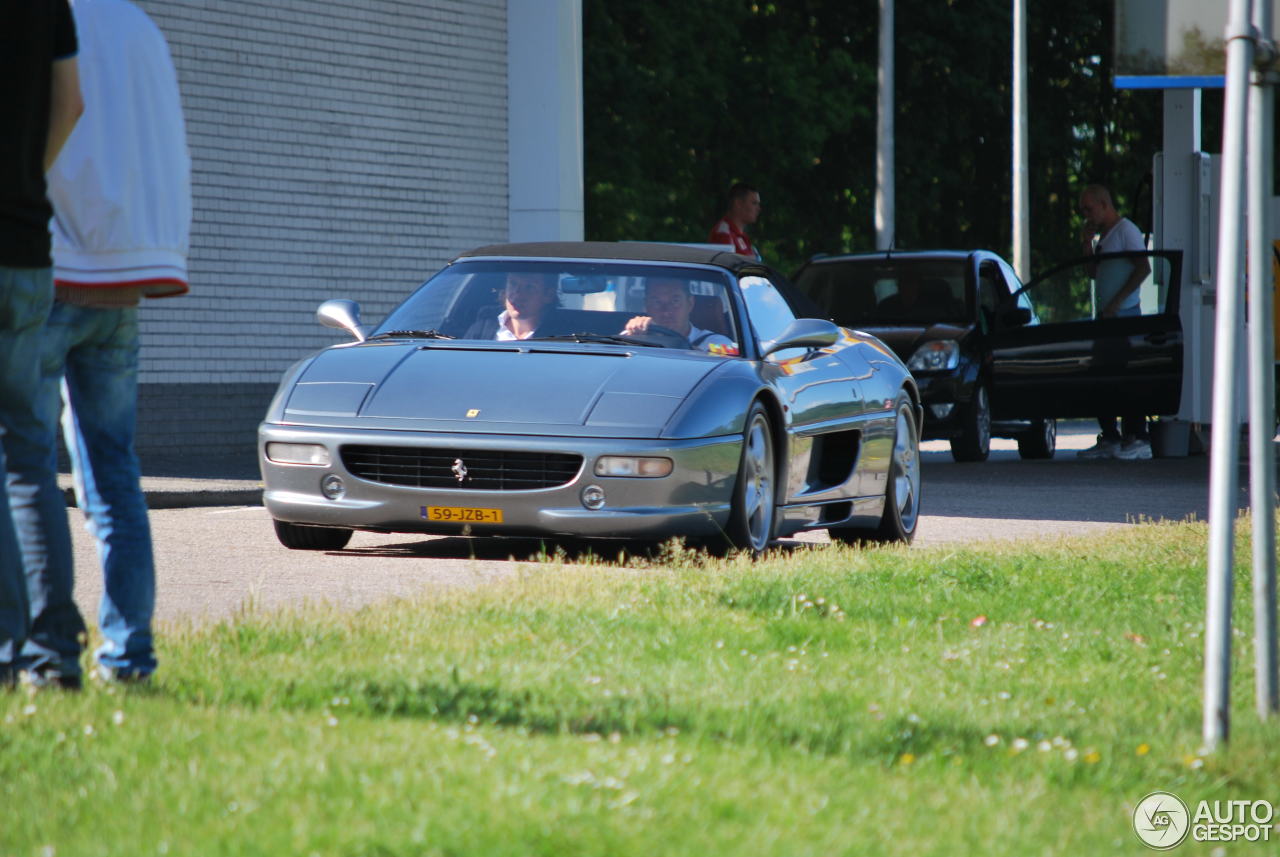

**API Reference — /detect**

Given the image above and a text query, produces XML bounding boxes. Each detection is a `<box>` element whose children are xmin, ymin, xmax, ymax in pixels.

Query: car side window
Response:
<box><xmin>1016</xmin><ymin>288</ymin><xmax>1036</xmax><ymax>321</ymax></box>
<box><xmin>738</xmin><ymin>275</ymin><xmax>803</xmax><ymax>361</ymax></box>
<box><xmin>993</xmin><ymin>258</ymin><xmax>1038</xmax><ymax>326</ymax></box>
<box><xmin>977</xmin><ymin>263</ymin><xmax>1004</xmax><ymax>315</ymax></box>
<box><xmin>1018</xmin><ymin>251</ymin><xmax>1171</xmax><ymax>323</ymax></box>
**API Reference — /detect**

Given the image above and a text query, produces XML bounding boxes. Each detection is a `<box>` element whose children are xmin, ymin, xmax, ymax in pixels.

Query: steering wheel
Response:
<box><xmin>632</xmin><ymin>324</ymin><xmax>692</xmax><ymax>349</ymax></box>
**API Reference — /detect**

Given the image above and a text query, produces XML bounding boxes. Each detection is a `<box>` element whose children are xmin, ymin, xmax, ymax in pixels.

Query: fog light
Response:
<box><xmin>266</xmin><ymin>442</ymin><xmax>331</xmax><ymax>466</ymax></box>
<box><xmin>930</xmin><ymin>403</ymin><xmax>955</xmax><ymax>419</ymax></box>
<box><xmin>594</xmin><ymin>456</ymin><xmax>673</xmax><ymax>477</ymax></box>
<box><xmin>321</xmin><ymin>473</ymin><xmax>345</xmax><ymax>500</ymax></box>
<box><xmin>581</xmin><ymin>484</ymin><xmax>606</xmax><ymax>510</ymax></box>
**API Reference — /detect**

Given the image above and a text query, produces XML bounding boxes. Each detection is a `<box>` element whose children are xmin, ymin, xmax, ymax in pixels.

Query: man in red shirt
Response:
<box><xmin>708</xmin><ymin>182</ymin><xmax>761</xmax><ymax>258</ymax></box>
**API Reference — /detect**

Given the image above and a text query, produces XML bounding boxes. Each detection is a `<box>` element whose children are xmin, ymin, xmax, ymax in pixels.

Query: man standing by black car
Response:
<box><xmin>1076</xmin><ymin>183</ymin><xmax>1153</xmax><ymax>461</ymax></box>
<box><xmin>0</xmin><ymin>0</ymin><xmax>83</xmax><ymax>686</ymax></box>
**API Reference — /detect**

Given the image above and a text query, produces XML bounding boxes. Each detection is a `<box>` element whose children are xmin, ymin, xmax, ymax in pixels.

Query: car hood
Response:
<box><xmin>278</xmin><ymin>341</ymin><xmax>723</xmax><ymax>438</ymax></box>
<box><xmin>853</xmin><ymin>322</ymin><xmax>973</xmax><ymax>362</ymax></box>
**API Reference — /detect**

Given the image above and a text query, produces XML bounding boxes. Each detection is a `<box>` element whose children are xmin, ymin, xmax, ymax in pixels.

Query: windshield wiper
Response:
<box><xmin>368</xmin><ymin>329</ymin><xmax>455</xmax><ymax>340</ymax></box>
<box><xmin>537</xmin><ymin>332</ymin><xmax>666</xmax><ymax>348</ymax></box>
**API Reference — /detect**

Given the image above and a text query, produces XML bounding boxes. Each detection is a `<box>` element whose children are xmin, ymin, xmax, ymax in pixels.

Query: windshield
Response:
<box><xmin>372</xmin><ymin>261</ymin><xmax>741</xmax><ymax>354</ymax></box>
<box><xmin>794</xmin><ymin>259</ymin><xmax>970</xmax><ymax>325</ymax></box>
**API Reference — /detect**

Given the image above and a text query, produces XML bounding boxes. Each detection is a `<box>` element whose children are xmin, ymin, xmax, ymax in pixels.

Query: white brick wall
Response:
<box><xmin>134</xmin><ymin>0</ymin><xmax>509</xmax><ymax>387</ymax></box>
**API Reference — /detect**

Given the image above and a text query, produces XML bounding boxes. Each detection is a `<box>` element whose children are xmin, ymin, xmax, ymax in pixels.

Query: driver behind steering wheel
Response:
<box><xmin>621</xmin><ymin>277</ymin><xmax>736</xmax><ymax>352</ymax></box>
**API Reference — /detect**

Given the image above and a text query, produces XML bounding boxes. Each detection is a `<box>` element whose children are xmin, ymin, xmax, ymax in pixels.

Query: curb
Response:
<box><xmin>60</xmin><ymin>483</ymin><xmax>263</xmax><ymax>510</ymax></box>
<box><xmin>145</xmin><ymin>488</ymin><xmax>264</xmax><ymax>509</ymax></box>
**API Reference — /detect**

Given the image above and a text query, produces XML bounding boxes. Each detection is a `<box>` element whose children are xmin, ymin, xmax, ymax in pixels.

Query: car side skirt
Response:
<box><xmin>775</xmin><ymin>496</ymin><xmax>886</xmax><ymax>538</ymax></box>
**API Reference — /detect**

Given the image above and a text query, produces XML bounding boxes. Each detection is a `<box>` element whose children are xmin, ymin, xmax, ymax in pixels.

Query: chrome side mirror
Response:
<box><xmin>316</xmin><ymin>299</ymin><xmax>367</xmax><ymax>342</ymax></box>
<box><xmin>760</xmin><ymin>318</ymin><xmax>840</xmax><ymax>358</ymax></box>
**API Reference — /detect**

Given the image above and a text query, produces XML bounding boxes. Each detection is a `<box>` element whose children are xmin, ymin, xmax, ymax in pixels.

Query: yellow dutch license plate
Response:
<box><xmin>422</xmin><ymin>506</ymin><xmax>503</xmax><ymax>524</ymax></box>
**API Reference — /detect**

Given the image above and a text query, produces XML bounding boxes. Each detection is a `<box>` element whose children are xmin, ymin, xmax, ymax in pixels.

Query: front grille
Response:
<box><xmin>341</xmin><ymin>445</ymin><xmax>583</xmax><ymax>491</ymax></box>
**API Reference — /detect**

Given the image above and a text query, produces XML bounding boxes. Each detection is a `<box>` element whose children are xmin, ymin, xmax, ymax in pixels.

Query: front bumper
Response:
<box><xmin>913</xmin><ymin>372</ymin><xmax>969</xmax><ymax>438</ymax></box>
<box><xmin>259</xmin><ymin>423</ymin><xmax>742</xmax><ymax>540</ymax></box>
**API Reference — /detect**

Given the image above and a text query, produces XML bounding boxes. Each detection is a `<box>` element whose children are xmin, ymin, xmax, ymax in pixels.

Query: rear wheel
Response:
<box><xmin>830</xmin><ymin>393</ymin><xmax>921</xmax><ymax>544</ymax></box>
<box><xmin>716</xmin><ymin>402</ymin><xmax>777</xmax><ymax>555</ymax></box>
<box><xmin>950</xmin><ymin>382</ymin><xmax>991</xmax><ymax>462</ymax></box>
<box><xmin>1016</xmin><ymin>417</ymin><xmax>1057</xmax><ymax>459</ymax></box>
<box><xmin>273</xmin><ymin>519</ymin><xmax>353</xmax><ymax>551</ymax></box>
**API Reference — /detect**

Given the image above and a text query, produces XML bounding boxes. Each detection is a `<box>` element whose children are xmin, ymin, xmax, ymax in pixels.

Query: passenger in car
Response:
<box><xmin>876</xmin><ymin>276</ymin><xmax>921</xmax><ymax>316</ymax></box>
<box><xmin>621</xmin><ymin>278</ymin><xmax>736</xmax><ymax>352</ymax></box>
<box><xmin>464</xmin><ymin>272</ymin><xmax>560</xmax><ymax>340</ymax></box>
<box><xmin>876</xmin><ymin>275</ymin><xmax>963</xmax><ymax>321</ymax></box>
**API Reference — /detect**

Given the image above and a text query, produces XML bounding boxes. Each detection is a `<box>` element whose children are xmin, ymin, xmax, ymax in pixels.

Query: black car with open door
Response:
<box><xmin>792</xmin><ymin>248</ymin><xmax>1183</xmax><ymax>462</ymax></box>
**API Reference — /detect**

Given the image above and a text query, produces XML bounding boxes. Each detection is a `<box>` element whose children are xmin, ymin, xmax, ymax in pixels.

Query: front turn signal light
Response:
<box><xmin>594</xmin><ymin>456</ymin><xmax>674</xmax><ymax>478</ymax></box>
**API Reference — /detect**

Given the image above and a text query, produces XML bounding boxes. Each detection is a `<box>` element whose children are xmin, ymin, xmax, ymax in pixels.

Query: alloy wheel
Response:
<box><xmin>741</xmin><ymin>413</ymin><xmax>776</xmax><ymax>551</ymax></box>
<box><xmin>975</xmin><ymin>385</ymin><xmax>991</xmax><ymax>451</ymax></box>
<box><xmin>893</xmin><ymin>405</ymin><xmax>921</xmax><ymax>532</ymax></box>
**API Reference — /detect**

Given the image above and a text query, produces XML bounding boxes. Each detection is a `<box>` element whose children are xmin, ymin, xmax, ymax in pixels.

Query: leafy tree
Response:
<box><xmin>584</xmin><ymin>0</ymin><xmax>876</xmax><ymax>268</ymax></box>
<box><xmin>584</xmin><ymin>0</ymin><xmax>1165</xmax><ymax>276</ymax></box>
<box><xmin>1022</xmin><ymin>0</ymin><xmax>1162</xmax><ymax>268</ymax></box>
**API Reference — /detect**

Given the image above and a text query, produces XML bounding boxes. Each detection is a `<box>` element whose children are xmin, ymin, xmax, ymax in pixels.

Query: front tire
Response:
<box><xmin>273</xmin><ymin>519</ymin><xmax>353</xmax><ymax>551</ymax></box>
<box><xmin>1016</xmin><ymin>417</ymin><xmax>1057</xmax><ymax>459</ymax></box>
<box><xmin>717</xmin><ymin>402</ymin><xmax>777</xmax><ymax>555</ymax></box>
<box><xmin>950</xmin><ymin>382</ymin><xmax>991</xmax><ymax>462</ymax></box>
<box><xmin>830</xmin><ymin>393</ymin><xmax>921</xmax><ymax>545</ymax></box>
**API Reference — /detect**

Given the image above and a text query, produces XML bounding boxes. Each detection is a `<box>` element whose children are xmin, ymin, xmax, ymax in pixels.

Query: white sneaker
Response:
<box><xmin>1115</xmin><ymin>438</ymin><xmax>1152</xmax><ymax>460</ymax></box>
<box><xmin>1077</xmin><ymin>436</ymin><xmax>1120</xmax><ymax>459</ymax></box>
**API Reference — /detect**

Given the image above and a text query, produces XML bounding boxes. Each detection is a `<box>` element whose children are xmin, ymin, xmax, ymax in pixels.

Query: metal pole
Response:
<box><xmin>875</xmin><ymin>0</ymin><xmax>894</xmax><ymax>250</ymax></box>
<box><xmin>1204</xmin><ymin>0</ymin><xmax>1255</xmax><ymax>750</ymax></box>
<box><xmin>1248</xmin><ymin>0</ymin><xmax>1279</xmax><ymax>720</ymax></box>
<box><xmin>1011</xmin><ymin>0</ymin><xmax>1030</xmax><ymax>282</ymax></box>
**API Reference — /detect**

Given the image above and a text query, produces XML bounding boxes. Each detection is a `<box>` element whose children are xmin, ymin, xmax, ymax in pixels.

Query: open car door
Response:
<box><xmin>990</xmin><ymin>250</ymin><xmax>1183</xmax><ymax>420</ymax></box>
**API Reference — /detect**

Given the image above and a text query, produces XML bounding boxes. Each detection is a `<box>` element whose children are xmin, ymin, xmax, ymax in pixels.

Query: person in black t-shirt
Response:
<box><xmin>0</xmin><ymin>0</ymin><xmax>82</xmax><ymax>687</ymax></box>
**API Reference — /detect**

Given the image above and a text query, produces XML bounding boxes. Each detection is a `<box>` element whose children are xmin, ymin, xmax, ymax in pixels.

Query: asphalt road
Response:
<box><xmin>64</xmin><ymin>423</ymin><xmax>1243</xmax><ymax>628</ymax></box>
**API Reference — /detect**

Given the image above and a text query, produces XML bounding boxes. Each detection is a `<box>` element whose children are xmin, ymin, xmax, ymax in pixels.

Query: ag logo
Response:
<box><xmin>1133</xmin><ymin>791</ymin><xmax>1191</xmax><ymax>850</ymax></box>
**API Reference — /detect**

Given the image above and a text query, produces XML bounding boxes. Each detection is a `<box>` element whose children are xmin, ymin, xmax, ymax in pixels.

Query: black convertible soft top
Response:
<box><xmin>459</xmin><ymin>241</ymin><xmax>763</xmax><ymax>273</ymax></box>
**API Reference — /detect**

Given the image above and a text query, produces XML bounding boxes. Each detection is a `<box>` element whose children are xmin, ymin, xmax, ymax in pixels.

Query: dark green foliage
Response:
<box><xmin>584</xmin><ymin>0</ymin><xmax>1163</xmax><ymax>275</ymax></box>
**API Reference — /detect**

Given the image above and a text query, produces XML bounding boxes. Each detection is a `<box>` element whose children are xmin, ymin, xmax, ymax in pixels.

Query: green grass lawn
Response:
<box><xmin>3</xmin><ymin>520</ymin><xmax>1278</xmax><ymax>856</ymax></box>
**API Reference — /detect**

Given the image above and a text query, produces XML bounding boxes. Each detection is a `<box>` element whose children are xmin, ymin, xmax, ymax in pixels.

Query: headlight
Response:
<box><xmin>594</xmin><ymin>456</ymin><xmax>674</xmax><ymax>478</ymax></box>
<box><xmin>907</xmin><ymin>340</ymin><xmax>960</xmax><ymax>372</ymax></box>
<box><xmin>265</xmin><ymin>442</ymin><xmax>332</xmax><ymax>466</ymax></box>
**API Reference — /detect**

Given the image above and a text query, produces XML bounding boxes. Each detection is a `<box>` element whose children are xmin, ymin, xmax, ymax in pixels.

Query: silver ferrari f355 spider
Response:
<box><xmin>259</xmin><ymin>242</ymin><xmax>921</xmax><ymax>553</ymax></box>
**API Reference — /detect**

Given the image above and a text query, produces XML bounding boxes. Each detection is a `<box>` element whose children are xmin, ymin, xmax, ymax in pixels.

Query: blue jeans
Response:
<box><xmin>0</xmin><ymin>267</ymin><xmax>55</xmax><ymax>678</ymax></box>
<box><xmin>20</xmin><ymin>302</ymin><xmax>156</xmax><ymax>679</ymax></box>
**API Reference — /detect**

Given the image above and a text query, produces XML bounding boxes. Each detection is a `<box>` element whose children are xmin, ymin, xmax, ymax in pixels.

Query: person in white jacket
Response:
<box><xmin>20</xmin><ymin>0</ymin><xmax>190</xmax><ymax>687</ymax></box>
